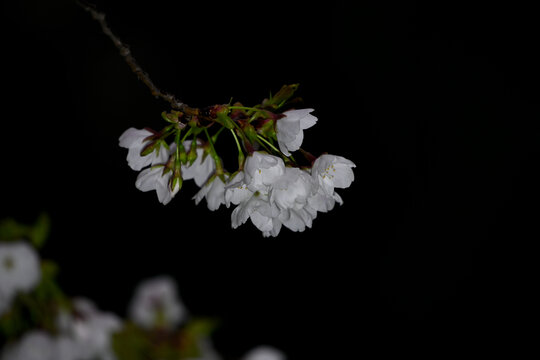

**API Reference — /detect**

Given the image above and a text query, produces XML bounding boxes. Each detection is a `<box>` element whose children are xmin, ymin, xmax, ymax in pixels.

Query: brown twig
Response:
<box><xmin>78</xmin><ymin>2</ymin><xmax>185</xmax><ymax>110</ymax></box>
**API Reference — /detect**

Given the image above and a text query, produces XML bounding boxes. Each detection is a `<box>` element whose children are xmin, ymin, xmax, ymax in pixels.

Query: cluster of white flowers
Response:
<box><xmin>0</xmin><ymin>237</ymin><xmax>286</xmax><ymax>360</ymax></box>
<box><xmin>120</xmin><ymin>108</ymin><xmax>355</xmax><ymax>237</ymax></box>
<box><xmin>224</xmin><ymin>152</ymin><xmax>355</xmax><ymax>237</ymax></box>
<box><xmin>1</xmin><ymin>296</ymin><xmax>121</xmax><ymax>360</ymax></box>
<box><xmin>0</xmin><ymin>241</ymin><xmax>41</xmax><ymax>315</ymax></box>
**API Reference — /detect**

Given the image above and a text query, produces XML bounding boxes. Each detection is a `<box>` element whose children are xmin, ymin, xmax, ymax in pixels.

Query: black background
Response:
<box><xmin>1</xmin><ymin>0</ymin><xmax>538</xmax><ymax>358</ymax></box>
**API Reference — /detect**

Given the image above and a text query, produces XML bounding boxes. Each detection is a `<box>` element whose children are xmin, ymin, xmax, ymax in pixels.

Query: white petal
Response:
<box><xmin>156</xmin><ymin>172</ymin><xmax>174</xmax><ymax>204</ymax></box>
<box><xmin>276</xmin><ymin>117</ymin><xmax>300</xmax><ymax>142</ymax></box>
<box><xmin>206</xmin><ymin>177</ymin><xmax>226</xmax><ymax>211</ymax></box>
<box><xmin>285</xmin><ymin>129</ymin><xmax>304</xmax><ymax>154</ymax></box>
<box><xmin>193</xmin><ymin>181</ymin><xmax>211</xmax><ymax>205</ymax></box>
<box><xmin>231</xmin><ymin>206</ymin><xmax>248</xmax><ymax>229</ymax></box>
<box><xmin>250</xmin><ymin>211</ymin><xmax>274</xmax><ymax>232</ymax></box>
<box><xmin>182</xmin><ymin>147</ymin><xmax>215</xmax><ymax>187</ymax></box>
<box><xmin>119</xmin><ymin>128</ymin><xmax>152</xmax><ymax>148</ymax></box>
<box><xmin>332</xmin><ymin>163</ymin><xmax>356</xmax><ymax>189</ymax></box>
<box><xmin>277</xmin><ymin>139</ymin><xmax>292</xmax><ymax>157</ymax></box>
<box><xmin>126</xmin><ymin>147</ymin><xmax>152</xmax><ymax>171</ymax></box>
<box><xmin>281</xmin><ymin>210</ymin><xmax>306</xmax><ymax>232</ymax></box>
<box><xmin>135</xmin><ymin>167</ymin><xmax>161</xmax><ymax>192</ymax></box>
<box><xmin>282</xmin><ymin>108</ymin><xmax>314</xmax><ymax>122</ymax></box>
<box><xmin>299</xmin><ymin>113</ymin><xmax>317</xmax><ymax>129</ymax></box>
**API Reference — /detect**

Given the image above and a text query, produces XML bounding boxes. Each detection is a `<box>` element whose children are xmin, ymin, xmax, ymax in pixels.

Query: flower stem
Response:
<box><xmin>256</xmin><ymin>135</ymin><xmax>279</xmax><ymax>153</ymax></box>
<box><xmin>204</xmin><ymin>127</ymin><xmax>223</xmax><ymax>174</ymax></box>
<box><xmin>230</xmin><ymin>129</ymin><xmax>245</xmax><ymax>169</ymax></box>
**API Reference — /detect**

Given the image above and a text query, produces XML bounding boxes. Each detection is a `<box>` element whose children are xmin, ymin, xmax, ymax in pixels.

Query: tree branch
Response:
<box><xmin>78</xmin><ymin>2</ymin><xmax>185</xmax><ymax>110</ymax></box>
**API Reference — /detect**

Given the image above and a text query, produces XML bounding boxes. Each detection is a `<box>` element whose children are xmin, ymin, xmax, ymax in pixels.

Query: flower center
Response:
<box><xmin>2</xmin><ymin>256</ymin><xmax>14</xmax><ymax>271</ymax></box>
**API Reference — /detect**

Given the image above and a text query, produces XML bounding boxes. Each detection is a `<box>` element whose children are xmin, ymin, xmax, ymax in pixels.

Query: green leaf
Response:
<box><xmin>0</xmin><ymin>213</ymin><xmax>50</xmax><ymax>248</ymax></box>
<box><xmin>112</xmin><ymin>323</ymin><xmax>152</xmax><ymax>360</ymax></box>
<box><xmin>178</xmin><ymin>318</ymin><xmax>219</xmax><ymax>359</ymax></box>
<box><xmin>29</xmin><ymin>213</ymin><xmax>50</xmax><ymax>249</ymax></box>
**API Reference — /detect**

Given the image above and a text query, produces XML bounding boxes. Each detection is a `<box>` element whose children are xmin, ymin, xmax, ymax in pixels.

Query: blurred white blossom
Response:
<box><xmin>56</xmin><ymin>298</ymin><xmax>122</xmax><ymax>360</ymax></box>
<box><xmin>0</xmin><ymin>241</ymin><xmax>41</xmax><ymax>315</ymax></box>
<box><xmin>226</xmin><ymin>152</ymin><xmax>355</xmax><ymax>237</ymax></box>
<box><xmin>242</xmin><ymin>346</ymin><xmax>286</xmax><ymax>360</ymax></box>
<box><xmin>1</xmin><ymin>331</ymin><xmax>57</xmax><ymax>360</ymax></box>
<box><xmin>128</xmin><ymin>276</ymin><xmax>186</xmax><ymax>331</ymax></box>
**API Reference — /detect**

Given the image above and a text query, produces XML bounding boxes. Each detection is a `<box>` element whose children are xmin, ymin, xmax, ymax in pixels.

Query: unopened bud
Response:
<box><xmin>242</xmin><ymin>123</ymin><xmax>259</xmax><ymax>144</ymax></box>
<box><xmin>169</xmin><ymin>166</ymin><xmax>183</xmax><ymax>192</ymax></box>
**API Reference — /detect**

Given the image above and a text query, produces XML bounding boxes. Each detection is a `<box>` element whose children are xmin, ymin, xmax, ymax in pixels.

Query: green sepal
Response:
<box><xmin>257</xmin><ymin>118</ymin><xmax>277</xmax><ymax>139</ymax></box>
<box><xmin>215</xmin><ymin>112</ymin><xmax>235</xmax><ymax>129</ymax></box>
<box><xmin>242</xmin><ymin>123</ymin><xmax>259</xmax><ymax>145</ymax></box>
<box><xmin>262</xmin><ymin>84</ymin><xmax>299</xmax><ymax>110</ymax></box>
<box><xmin>161</xmin><ymin>110</ymin><xmax>183</xmax><ymax>124</ymax></box>
<box><xmin>140</xmin><ymin>141</ymin><xmax>160</xmax><ymax>157</ymax></box>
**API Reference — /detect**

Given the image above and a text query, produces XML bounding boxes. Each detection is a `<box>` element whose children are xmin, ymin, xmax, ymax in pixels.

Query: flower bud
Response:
<box><xmin>242</xmin><ymin>123</ymin><xmax>259</xmax><ymax>145</ymax></box>
<box><xmin>212</xmin><ymin>105</ymin><xmax>235</xmax><ymax>129</ymax></box>
<box><xmin>187</xmin><ymin>141</ymin><xmax>198</xmax><ymax>166</ymax></box>
<box><xmin>169</xmin><ymin>166</ymin><xmax>183</xmax><ymax>193</ymax></box>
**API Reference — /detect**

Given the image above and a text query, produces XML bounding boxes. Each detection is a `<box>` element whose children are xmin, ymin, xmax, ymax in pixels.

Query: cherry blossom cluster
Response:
<box><xmin>119</xmin><ymin>85</ymin><xmax>355</xmax><ymax>236</ymax></box>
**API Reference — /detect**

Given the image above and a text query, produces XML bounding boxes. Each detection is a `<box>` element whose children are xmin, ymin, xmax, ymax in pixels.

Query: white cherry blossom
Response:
<box><xmin>181</xmin><ymin>140</ymin><xmax>216</xmax><ymax>187</ymax></box>
<box><xmin>193</xmin><ymin>175</ymin><xmax>228</xmax><ymax>211</ymax></box>
<box><xmin>0</xmin><ymin>331</ymin><xmax>58</xmax><ymax>360</ymax></box>
<box><xmin>307</xmin><ymin>186</ymin><xmax>342</xmax><ymax>213</ymax></box>
<box><xmin>0</xmin><ymin>241</ymin><xmax>41</xmax><ymax>315</ymax></box>
<box><xmin>231</xmin><ymin>193</ymin><xmax>282</xmax><ymax>237</ymax></box>
<box><xmin>119</xmin><ymin>128</ymin><xmax>168</xmax><ymax>171</ymax></box>
<box><xmin>134</xmin><ymin>144</ymin><xmax>179</xmax><ymax>205</ymax></box>
<box><xmin>128</xmin><ymin>276</ymin><xmax>186</xmax><ymax>331</ymax></box>
<box><xmin>270</xmin><ymin>167</ymin><xmax>317</xmax><ymax>233</ymax></box>
<box><xmin>276</xmin><ymin>108</ymin><xmax>317</xmax><ymax>156</ymax></box>
<box><xmin>224</xmin><ymin>171</ymin><xmax>252</xmax><ymax>207</ymax></box>
<box><xmin>56</xmin><ymin>298</ymin><xmax>122</xmax><ymax>360</ymax></box>
<box><xmin>244</xmin><ymin>152</ymin><xmax>285</xmax><ymax>192</ymax></box>
<box><xmin>311</xmin><ymin>154</ymin><xmax>356</xmax><ymax>193</ymax></box>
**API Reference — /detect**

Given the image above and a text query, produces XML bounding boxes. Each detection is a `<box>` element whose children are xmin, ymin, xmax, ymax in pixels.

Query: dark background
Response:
<box><xmin>2</xmin><ymin>0</ymin><xmax>537</xmax><ymax>358</ymax></box>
